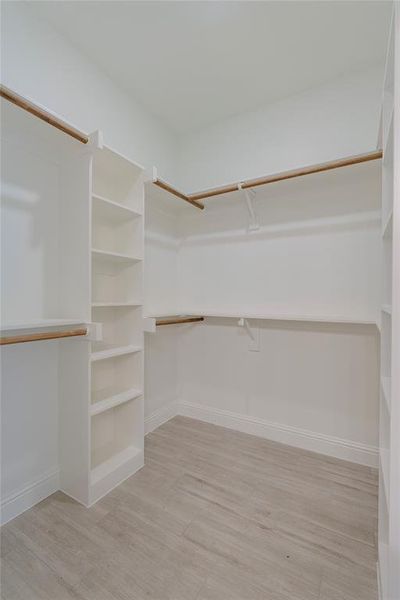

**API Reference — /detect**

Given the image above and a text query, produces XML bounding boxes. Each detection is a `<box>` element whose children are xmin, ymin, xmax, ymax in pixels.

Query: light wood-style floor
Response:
<box><xmin>1</xmin><ymin>416</ymin><xmax>378</xmax><ymax>600</ymax></box>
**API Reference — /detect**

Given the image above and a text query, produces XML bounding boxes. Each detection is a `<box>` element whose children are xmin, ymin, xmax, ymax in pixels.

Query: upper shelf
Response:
<box><xmin>91</xmin><ymin>248</ymin><xmax>142</xmax><ymax>264</ymax></box>
<box><xmin>145</xmin><ymin>177</ymin><xmax>203</xmax><ymax>215</ymax></box>
<box><xmin>145</xmin><ymin>310</ymin><xmax>377</xmax><ymax>326</ymax></box>
<box><xmin>148</xmin><ymin>150</ymin><xmax>383</xmax><ymax>213</ymax></box>
<box><xmin>92</xmin><ymin>194</ymin><xmax>141</xmax><ymax>222</ymax></box>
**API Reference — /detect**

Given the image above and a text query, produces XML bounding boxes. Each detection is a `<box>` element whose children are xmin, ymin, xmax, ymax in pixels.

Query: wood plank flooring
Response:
<box><xmin>1</xmin><ymin>416</ymin><xmax>378</xmax><ymax>600</ymax></box>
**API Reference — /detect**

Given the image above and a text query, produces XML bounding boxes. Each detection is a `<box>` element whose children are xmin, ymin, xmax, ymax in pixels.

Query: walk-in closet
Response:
<box><xmin>0</xmin><ymin>2</ymin><xmax>399</xmax><ymax>599</ymax></box>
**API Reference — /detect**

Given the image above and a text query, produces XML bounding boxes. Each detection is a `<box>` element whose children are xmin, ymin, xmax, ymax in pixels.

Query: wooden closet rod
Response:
<box><xmin>156</xmin><ymin>317</ymin><xmax>204</xmax><ymax>326</ymax></box>
<box><xmin>0</xmin><ymin>328</ymin><xmax>88</xmax><ymax>346</ymax></box>
<box><xmin>153</xmin><ymin>177</ymin><xmax>204</xmax><ymax>210</ymax></box>
<box><xmin>189</xmin><ymin>150</ymin><xmax>383</xmax><ymax>201</ymax></box>
<box><xmin>0</xmin><ymin>85</ymin><xmax>89</xmax><ymax>144</ymax></box>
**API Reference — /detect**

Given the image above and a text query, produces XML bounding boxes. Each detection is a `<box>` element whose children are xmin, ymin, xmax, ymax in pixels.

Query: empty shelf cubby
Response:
<box><xmin>91</xmin><ymin>254</ymin><xmax>142</xmax><ymax>305</ymax></box>
<box><xmin>92</xmin><ymin>146</ymin><xmax>143</xmax><ymax>213</ymax></box>
<box><xmin>91</xmin><ymin>305</ymin><xmax>142</xmax><ymax>354</ymax></box>
<box><xmin>91</xmin><ymin>351</ymin><xmax>143</xmax><ymax>409</ymax></box>
<box><xmin>92</xmin><ymin>202</ymin><xmax>143</xmax><ymax>257</ymax></box>
<box><xmin>91</xmin><ymin>398</ymin><xmax>142</xmax><ymax>473</ymax></box>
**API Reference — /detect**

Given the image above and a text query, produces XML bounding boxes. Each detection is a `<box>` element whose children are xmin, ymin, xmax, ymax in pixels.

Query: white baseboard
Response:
<box><xmin>145</xmin><ymin>402</ymin><xmax>177</xmax><ymax>435</ymax></box>
<box><xmin>1</xmin><ymin>402</ymin><xmax>378</xmax><ymax>525</ymax></box>
<box><xmin>176</xmin><ymin>400</ymin><xmax>379</xmax><ymax>468</ymax></box>
<box><xmin>1</xmin><ymin>468</ymin><xmax>60</xmax><ymax>525</ymax></box>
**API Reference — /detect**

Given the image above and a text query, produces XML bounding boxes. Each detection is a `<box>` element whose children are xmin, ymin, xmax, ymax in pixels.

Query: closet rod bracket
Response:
<box><xmin>238</xmin><ymin>184</ymin><xmax>259</xmax><ymax>231</ymax></box>
<box><xmin>86</xmin><ymin>322</ymin><xmax>103</xmax><ymax>342</ymax></box>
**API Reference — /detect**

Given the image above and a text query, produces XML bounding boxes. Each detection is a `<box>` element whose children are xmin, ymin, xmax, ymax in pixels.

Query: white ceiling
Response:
<box><xmin>31</xmin><ymin>1</ymin><xmax>392</xmax><ymax>134</ymax></box>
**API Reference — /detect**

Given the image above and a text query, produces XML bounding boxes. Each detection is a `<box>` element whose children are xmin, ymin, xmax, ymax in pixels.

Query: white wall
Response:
<box><xmin>0</xmin><ymin>1</ymin><xmax>178</xmax><ymax>178</ymax></box>
<box><xmin>177</xmin><ymin>320</ymin><xmax>379</xmax><ymax>464</ymax></box>
<box><xmin>178</xmin><ymin>162</ymin><xmax>382</xmax><ymax>323</ymax></box>
<box><xmin>176</xmin><ymin>67</ymin><xmax>383</xmax><ymax>191</ymax></box>
<box><xmin>145</xmin><ymin>161</ymin><xmax>381</xmax><ymax>466</ymax></box>
<box><xmin>1</xmin><ymin>343</ymin><xmax>60</xmax><ymax>523</ymax></box>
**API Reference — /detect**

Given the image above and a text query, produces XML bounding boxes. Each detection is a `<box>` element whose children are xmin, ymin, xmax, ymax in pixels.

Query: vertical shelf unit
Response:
<box><xmin>378</xmin><ymin>6</ymin><xmax>400</xmax><ymax>600</ymax></box>
<box><xmin>1</xmin><ymin>89</ymin><xmax>146</xmax><ymax>514</ymax></box>
<box><xmin>89</xmin><ymin>142</ymin><xmax>145</xmax><ymax>504</ymax></box>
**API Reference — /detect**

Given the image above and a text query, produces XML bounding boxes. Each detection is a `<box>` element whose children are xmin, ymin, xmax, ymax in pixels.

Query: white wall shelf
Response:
<box><xmin>90</xmin><ymin>444</ymin><xmax>142</xmax><ymax>488</ymax></box>
<box><xmin>91</xmin><ymin>248</ymin><xmax>142</xmax><ymax>264</ymax></box>
<box><xmin>90</xmin><ymin>388</ymin><xmax>142</xmax><ymax>417</ymax></box>
<box><xmin>92</xmin><ymin>193</ymin><xmax>141</xmax><ymax>221</ymax></box>
<box><xmin>90</xmin><ymin>344</ymin><xmax>142</xmax><ymax>362</ymax></box>
<box><xmin>92</xmin><ymin>302</ymin><xmax>141</xmax><ymax>308</ymax></box>
<box><xmin>145</xmin><ymin>310</ymin><xmax>377</xmax><ymax>326</ymax></box>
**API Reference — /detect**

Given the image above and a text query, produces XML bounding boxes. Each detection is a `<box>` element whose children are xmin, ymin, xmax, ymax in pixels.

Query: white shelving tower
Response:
<box><xmin>89</xmin><ymin>140</ymin><xmax>145</xmax><ymax>504</ymax></box>
<box><xmin>378</xmin><ymin>6</ymin><xmax>399</xmax><ymax>600</ymax></box>
<box><xmin>1</xmin><ymin>91</ymin><xmax>146</xmax><ymax>515</ymax></box>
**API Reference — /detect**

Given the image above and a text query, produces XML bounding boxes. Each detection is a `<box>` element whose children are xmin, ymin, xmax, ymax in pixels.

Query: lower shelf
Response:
<box><xmin>91</xmin><ymin>344</ymin><xmax>142</xmax><ymax>361</ymax></box>
<box><xmin>90</xmin><ymin>388</ymin><xmax>142</xmax><ymax>416</ymax></box>
<box><xmin>89</xmin><ymin>445</ymin><xmax>143</xmax><ymax>505</ymax></box>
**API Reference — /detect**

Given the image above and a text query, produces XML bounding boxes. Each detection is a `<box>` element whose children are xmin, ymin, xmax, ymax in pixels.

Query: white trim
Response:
<box><xmin>176</xmin><ymin>401</ymin><xmax>379</xmax><ymax>468</ymax></box>
<box><xmin>145</xmin><ymin>402</ymin><xmax>177</xmax><ymax>435</ymax></box>
<box><xmin>1</xmin><ymin>468</ymin><xmax>60</xmax><ymax>525</ymax></box>
<box><xmin>0</xmin><ymin>402</ymin><xmax>378</xmax><ymax>524</ymax></box>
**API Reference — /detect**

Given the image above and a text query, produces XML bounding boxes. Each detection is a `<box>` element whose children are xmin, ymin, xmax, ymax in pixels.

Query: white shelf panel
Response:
<box><xmin>1</xmin><ymin>319</ymin><xmax>86</xmax><ymax>333</ymax></box>
<box><xmin>90</xmin><ymin>444</ymin><xmax>141</xmax><ymax>486</ymax></box>
<box><xmin>90</xmin><ymin>387</ymin><xmax>142</xmax><ymax>417</ymax></box>
<box><xmin>90</xmin><ymin>344</ymin><xmax>142</xmax><ymax>362</ymax></box>
<box><xmin>92</xmin><ymin>248</ymin><xmax>142</xmax><ymax>264</ymax></box>
<box><xmin>92</xmin><ymin>194</ymin><xmax>141</xmax><ymax>221</ymax></box>
<box><xmin>92</xmin><ymin>302</ymin><xmax>141</xmax><ymax>308</ymax></box>
<box><xmin>382</xmin><ymin>305</ymin><xmax>392</xmax><ymax>316</ymax></box>
<box><xmin>381</xmin><ymin>376</ymin><xmax>391</xmax><ymax>415</ymax></box>
<box><xmin>145</xmin><ymin>310</ymin><xmax>377</xmax><ymax>326</ymax></box>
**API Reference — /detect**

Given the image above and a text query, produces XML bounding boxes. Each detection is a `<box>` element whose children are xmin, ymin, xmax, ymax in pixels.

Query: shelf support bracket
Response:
<box><xmin>238</xmin><ymin>318</ymin><xmax>260</xmax><ymax>351</ymax></box>
<box><xmin>238</xmin><ymin>184</ymin><xmax>259</xmax><ymax>231</ymax></box>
